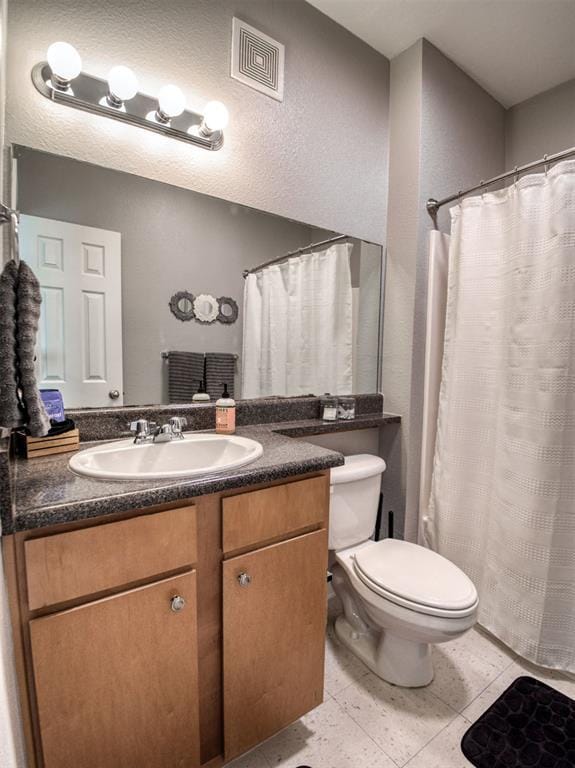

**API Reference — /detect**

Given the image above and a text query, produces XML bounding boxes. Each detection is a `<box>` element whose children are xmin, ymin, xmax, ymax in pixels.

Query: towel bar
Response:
<box><xmin>161</xmin><ymin>351</ymin><xmax>239</xmax><ymax>360</ymax></box>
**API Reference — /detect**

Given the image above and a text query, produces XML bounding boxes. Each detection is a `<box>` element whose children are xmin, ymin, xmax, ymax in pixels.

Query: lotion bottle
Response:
<box><xmin>192</xmin><ymin>380</ymin><xmax>210</xmax><ymax>402</ymax></box>
<box><xmin>215</xmin><ymin>383</ymin><xmax>236</xmax><ymax>434</ymax></box>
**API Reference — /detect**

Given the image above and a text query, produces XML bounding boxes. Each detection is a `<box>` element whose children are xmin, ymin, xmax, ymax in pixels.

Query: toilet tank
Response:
<box><xmin>329</xmin><ymin>454</ymin><xmax>387</xmax><ymax>551</ymax></box>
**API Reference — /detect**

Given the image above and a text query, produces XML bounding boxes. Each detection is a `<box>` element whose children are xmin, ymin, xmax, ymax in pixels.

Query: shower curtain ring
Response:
<box><xmin>514</xmin><ymin>166</ymin><xmax>519</xmax><ymax>185</ymax></box>
<box><xmin>543</xmin><ymin>154</ymin><xmax>549</xmax><ymax>175</ymax></box>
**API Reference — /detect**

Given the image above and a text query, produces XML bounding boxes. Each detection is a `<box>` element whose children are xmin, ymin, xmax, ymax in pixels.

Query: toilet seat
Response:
<box><xmin>352</xmin><ymin>539</ymin><xmax>478</xmax><ymax>619</ymax></box>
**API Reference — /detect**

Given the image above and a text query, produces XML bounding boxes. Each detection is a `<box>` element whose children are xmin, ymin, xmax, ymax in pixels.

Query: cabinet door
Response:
<box><xmin>223</xmin><ymin>529</ymin><xmax>328</xmax><ymax>760</ymax></box>
<box><xmin>30</xmin><ymin>572</ymin><xmax>200</xmax><ymax>768</ymax></box>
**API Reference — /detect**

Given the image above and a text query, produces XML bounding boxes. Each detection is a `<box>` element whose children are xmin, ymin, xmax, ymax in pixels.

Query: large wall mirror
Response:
<box><xmin>14</xmin><ymin>145</ymin><xmax>384</xmax><ymax>408</ymax></box>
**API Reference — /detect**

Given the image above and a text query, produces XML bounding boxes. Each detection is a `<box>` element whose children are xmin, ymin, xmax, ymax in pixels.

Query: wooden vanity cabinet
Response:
<box><xmin>5</xmin><ymin>472</ymin><xmax>330</xmax><ymax>768</ymax></box>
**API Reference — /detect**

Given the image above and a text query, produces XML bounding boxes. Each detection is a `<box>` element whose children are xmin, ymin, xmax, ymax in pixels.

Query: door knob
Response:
<box><xmin>170</xmin><ymin>595</ymin><xmax>186</xmax><ymax>612</ymax></box>
<box><xmin>237</xmin><ymin>572</ymin><xmax>252</xmax><ymax>587</ymax></box>
<box><xmin>109</xmin><ymin>389</ymin><xmax>120</xmax><ymax>399</ymax></box>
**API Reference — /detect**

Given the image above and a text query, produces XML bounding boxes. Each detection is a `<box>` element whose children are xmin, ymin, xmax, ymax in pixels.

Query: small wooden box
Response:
<box><xmin>16</xmin><ymin>429</ymin><xmax>80</xmax><ymax>459</ymax></box>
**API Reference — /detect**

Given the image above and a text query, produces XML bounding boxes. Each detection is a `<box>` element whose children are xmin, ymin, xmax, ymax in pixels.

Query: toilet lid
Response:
<box><xmin>353</xmin><ymin>539</ymin><xmax>478</xmax><ymax>612</ymax></box>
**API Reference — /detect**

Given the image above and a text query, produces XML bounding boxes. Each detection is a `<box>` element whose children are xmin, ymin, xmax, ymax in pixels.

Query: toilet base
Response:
<box><xmin>334</xmin><ymin>614</ymin><xmax>434</xmax><ymax>687</ymax></box>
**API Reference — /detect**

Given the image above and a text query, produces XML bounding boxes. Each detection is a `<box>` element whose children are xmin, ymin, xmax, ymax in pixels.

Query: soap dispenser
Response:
<box><xmin>192</xmin><ymin>380</ymin><xmax>210</xmax><ymax>402</ymax></box>
<box><xmin>215</xmin><ymin>383</ymin><xmax>236</xmax><ymax>434</ymax></box>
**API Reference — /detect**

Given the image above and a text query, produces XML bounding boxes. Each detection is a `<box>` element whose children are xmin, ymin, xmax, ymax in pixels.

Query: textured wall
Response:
<box><xmin>379</xmin><ymin>41</ymin><xmax>423</xmax><ymax>539</ymax></box>
<box><xmin>505</xmin><ymin>78</ymin><xmax>575</xmax><ymax>168</ymax></box>
<box><xmin>382</xmin><ymin>40</ymin><xmax>506</xmax><ymax>541</ymax></box>
<box><xmin>6</xmin><ymin>0</ymin><xmax>389</xmax><ymax>244</ymax></box>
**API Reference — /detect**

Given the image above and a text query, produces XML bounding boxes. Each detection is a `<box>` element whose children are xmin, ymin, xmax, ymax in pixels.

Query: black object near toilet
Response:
<box><xmin>461</xmin><ymin>676</ymin><xmax>575</xmax><ymax>768</ymax></box>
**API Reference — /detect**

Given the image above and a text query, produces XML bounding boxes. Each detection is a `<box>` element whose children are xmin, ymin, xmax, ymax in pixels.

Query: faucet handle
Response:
<box><xmin>130</xmin><ymin>419</ymin><xmax>150</xmax><ymax>436</ymax></box>
<box><xmin>169</xmin><ymin>416</ymin><xmax>187</xmax><ymax>435</ymax></box>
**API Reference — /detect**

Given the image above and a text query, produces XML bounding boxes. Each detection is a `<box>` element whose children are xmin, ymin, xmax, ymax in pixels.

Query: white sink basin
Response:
<box><xmin>69</xmin><ymin>433</ymin><xmax>264</xmax><ymax>481</ymax></box>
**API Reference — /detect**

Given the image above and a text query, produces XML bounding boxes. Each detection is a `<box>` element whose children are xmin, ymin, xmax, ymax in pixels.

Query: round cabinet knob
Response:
<box><xmin>109</xmin><ymin>389</ymin><xmax>120</xmax><ymax>400</ymax></box>
<box><xmin>237</xmin><ymin>572</ymin><xmax>252</xmax><ymax>588</ymax></box>
<box><xmin>170</xmin><ymin>595</ymin><xmax>186</xmax><ymax>612</ymax></box>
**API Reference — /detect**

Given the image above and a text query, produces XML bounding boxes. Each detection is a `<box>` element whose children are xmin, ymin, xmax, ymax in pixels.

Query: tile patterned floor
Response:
<box><xmin>228</xmin><ymin>599</ymin><xmax>575</xmax><ymax>768</ymax></box>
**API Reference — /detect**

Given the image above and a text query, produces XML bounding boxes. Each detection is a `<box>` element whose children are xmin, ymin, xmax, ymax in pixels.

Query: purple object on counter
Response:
<box><xmin>40</xmin><ymin>389</ymin><xmax>65</xmax><ymax>422</ymax></box>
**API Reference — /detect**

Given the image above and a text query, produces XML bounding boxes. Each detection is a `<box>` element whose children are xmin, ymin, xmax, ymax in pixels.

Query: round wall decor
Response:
<box><xmin>193</xmin><ymin>293</ymin><xmax>219</xmax><ymax>324</ymax></box>
<box><xmin>217</xmin><ymin>296</ymin><xmax>239</xmax><ymax>324</ymax></box>
<box><xmin>169</xmin><ymin>291</ymin><xmax>195</xmax><ymax>321</ymax></box>
<box><xmin>169</xmin><ymin>291</ymin><xmax>239</xmax><ymax>325</ymax></box>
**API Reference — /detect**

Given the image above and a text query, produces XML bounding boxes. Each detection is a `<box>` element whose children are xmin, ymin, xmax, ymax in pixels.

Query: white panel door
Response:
<box><xmin>20</xmin><ymin>215</ymin><xmax>123</xmax><ymax>408</ymax></box>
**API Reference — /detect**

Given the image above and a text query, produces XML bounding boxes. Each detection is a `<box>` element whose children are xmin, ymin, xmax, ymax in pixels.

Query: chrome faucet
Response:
<box><xmin>130</xmin><ymin>416</ymin><xmax>187</xmax><ymax>444</ymax></box>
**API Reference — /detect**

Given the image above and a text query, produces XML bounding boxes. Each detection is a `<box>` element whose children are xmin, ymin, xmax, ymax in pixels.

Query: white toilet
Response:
<box><xmin>329</xmin><ymin>454</ymin><xmax>478</xmax><ymax>687</ymax></box>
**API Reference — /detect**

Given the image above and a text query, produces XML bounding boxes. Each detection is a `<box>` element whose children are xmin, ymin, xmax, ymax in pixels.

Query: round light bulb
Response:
<box><xmin>46</xmin><ymin>41</ymin><xmax>82</xmax><ymax>83</ymax></box>
<box><xmin>107</xmin><ymin>65</ymin><xmax>139</xmax><ymax>104</ymax></box>
<box><xmin>203</xmin><ymin>101</ymin><xmax>229</xmax><ymax>132</ymax></box>
<box><xmin>157</xmin><ymin>84</ymin><xmax>186</xmax><ymax>119</ymax></box>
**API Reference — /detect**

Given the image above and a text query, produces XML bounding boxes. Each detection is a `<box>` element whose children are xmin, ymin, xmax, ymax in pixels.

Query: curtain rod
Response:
<box><xmin>426</xmin><ymin>145</ymin><xmax>575</xmax><ymax>222</ymax></box>
<box><xmin>242</xmin><ymin>234</ymin><xmax>351</xmax><ymax>278</ymax></box>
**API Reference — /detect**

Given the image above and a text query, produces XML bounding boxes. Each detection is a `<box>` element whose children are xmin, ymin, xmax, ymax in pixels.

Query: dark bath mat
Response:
<box><xmin>461</xmin><ymin>676</ymin><xmax>575</xmax><ymax>768</ymax></box>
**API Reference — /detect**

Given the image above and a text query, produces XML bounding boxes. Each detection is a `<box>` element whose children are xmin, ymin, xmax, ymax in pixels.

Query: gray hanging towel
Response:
<box><xmin>0</xmin><ymin>260</ymin><xmax>22</xmax><ymax>430</ymax></box>
<box><xmin>205</xmin><ymin>353</ymin><xmax>236</xmax><ymax>400</ymax></box>
<box><xmin>15</xmin><ymin>262</ymin><xmax>50</xmax><ymax>437</ymax></box>
<box><xmin>168</xmin><ymin>351</ymin><xmax>205</xmax><ymax>403</ymax></box>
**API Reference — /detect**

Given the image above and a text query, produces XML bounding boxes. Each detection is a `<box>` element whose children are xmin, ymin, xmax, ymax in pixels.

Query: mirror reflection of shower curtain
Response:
<box><xmin>426</xmin><ymin>160</ymin><xmax>575</xmax><ymax>673</ymax></box>
<box><xmin>242</xmin><ymin>243</ymin><xmax>353</xmax><ymax>398</ymax></box>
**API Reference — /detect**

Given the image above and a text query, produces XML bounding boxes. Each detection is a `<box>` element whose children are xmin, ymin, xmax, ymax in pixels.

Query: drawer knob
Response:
<box><xmin>170</xmin><ymin>595</ymin><xmax>186</xmax><ymax>612</ymax></box>
<box><xmin>237</xmin><ymin>572</ymin><xmax>252</xmax><ymax>588</ymax></box>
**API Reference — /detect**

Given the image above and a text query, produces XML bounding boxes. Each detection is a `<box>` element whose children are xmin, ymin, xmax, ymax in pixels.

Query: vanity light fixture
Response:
<box><xmin>46</xmin><ymin>41</ymin><xmax>82</xmax><ymax>90</ymax></box>
<box><xmin>106</xmin><ymin>65</ymin><xmax>139</xmax><ymax>108</ymax></box>
<box><xmin>200</xmin><ymin>101</ymin><xmax>230</xmax><ymax>136</ymax></box>
<box><xmin>32</xmin><ymin>42</ymin><xmax>228</xmax><ymax>150</ymax></box>
<box><xmin>155</xmin><ymin>84</ymin><xmax>186</xmax><ymax>124</ymax></box>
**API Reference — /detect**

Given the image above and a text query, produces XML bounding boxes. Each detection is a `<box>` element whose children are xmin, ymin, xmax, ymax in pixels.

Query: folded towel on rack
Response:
<box><xmin>167</xmin><ymin>351</ymin><xmax>205</xmax><ymax>403</ymax></box>
<box><xmin>0</xmin><ymin>259</ymin><xmax>22</xmax><ymax>430</ymax></box>
<box><xmin>16</xmin><ymin>262</ymin><xmax>50</xmax><ymax>437</ymax></box>
<box><xmin>205</xmin><ymin>353</ymin><xmax>236</xmax><ymax>400</ymax></box>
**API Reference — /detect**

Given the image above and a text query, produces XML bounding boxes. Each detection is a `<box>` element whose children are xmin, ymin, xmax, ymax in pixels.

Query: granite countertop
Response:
<box><xmin>6</xmin><ymin>425</ymin><xmax>341</xmax><ymax>533</ymax></box>
<box><xmin>6</xmin><ymin>412</ymin><xmax>401</xmax><ymax>534</ymax></box>
<box><xmin>273</xmin><ymin>413</ymin><xmax>400</xmax><ymax>437</ymax></box>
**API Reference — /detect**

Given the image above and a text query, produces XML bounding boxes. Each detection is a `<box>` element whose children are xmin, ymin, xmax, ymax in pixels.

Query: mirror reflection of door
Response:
<box><xmin>19</xmin><ymin>215</ymin><xmax>124</xmax><ymax>408</ymax></box>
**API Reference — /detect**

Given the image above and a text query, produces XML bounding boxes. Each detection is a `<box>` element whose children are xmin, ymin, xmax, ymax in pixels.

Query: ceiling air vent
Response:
<box><xmin>231</xmin><ymin>18</ymin><xmax>285</xmax><ymax>102</ymax></box>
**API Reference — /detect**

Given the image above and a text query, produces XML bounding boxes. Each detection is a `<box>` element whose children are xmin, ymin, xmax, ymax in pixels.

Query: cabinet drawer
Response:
<box><xmin>222</xmin><ymin>475</ymin><xmax>328</xmax><ymax>554</ymax></box>
<box><xmin>25</xmin><ymin>506</ymin><xmax>197</xmax><ymax>610</ymax></box>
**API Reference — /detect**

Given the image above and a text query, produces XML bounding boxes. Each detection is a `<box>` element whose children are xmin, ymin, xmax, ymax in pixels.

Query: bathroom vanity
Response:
<box><xmin>0</xmin><ymin>404</ymin><xmax>405</xmax><ymax>768</ymax></box>
<box><xmin>5</xmin><ymin>467</ymin><xmax>330</xmax><ymax>768</ymax></box>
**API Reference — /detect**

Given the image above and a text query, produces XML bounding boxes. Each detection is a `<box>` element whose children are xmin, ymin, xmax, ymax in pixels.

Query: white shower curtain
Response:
<box><xmin>418</xmin><ymin>231</ymin><xmax>450</xmax><ymax>542</ymax></box>
<box><xmin>425</xmin><ymin>160</ymin><xmax>575</xmax><ymax>672</ymax></box>
<box><xmin>242</xmin><ymin>244</ymin><xmax>353</xmax><ymax>398</ymax></box>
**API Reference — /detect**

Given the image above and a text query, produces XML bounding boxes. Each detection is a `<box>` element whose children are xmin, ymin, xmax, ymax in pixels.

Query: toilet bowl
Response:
<box><xmin>329</xmin><ymin>455</ymin><xmax>478</xmax><ymax>688</ymax></box>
